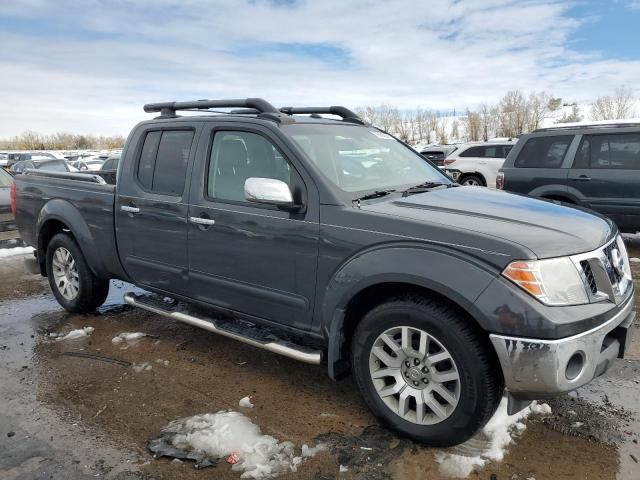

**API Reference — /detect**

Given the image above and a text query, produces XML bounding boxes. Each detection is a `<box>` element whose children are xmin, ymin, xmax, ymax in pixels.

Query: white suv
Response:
<box><xmin>444</xmin><ymin>141</ymin><xmax>516</xmax><ymax>188</ymax></box>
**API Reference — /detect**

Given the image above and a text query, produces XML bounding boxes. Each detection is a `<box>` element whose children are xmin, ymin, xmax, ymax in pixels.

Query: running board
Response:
<box><xmin>123</xmin><ymin>292</ymin><xmax>322</xmax><ymax>365</ymax></box>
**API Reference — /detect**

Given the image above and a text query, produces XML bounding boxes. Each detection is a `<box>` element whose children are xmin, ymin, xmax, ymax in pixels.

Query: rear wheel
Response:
<box><xmin>350</xmin><ymin>296</ymin><xmax>503</xmax><ymax>446</ymax></box>
<box><xmin>460</xmin><ymin>174</ymin><xmax>484</xmax><ymax>186</ymax></box>
<box><xmin>46</xmin><ymin>233</ymin><xmax>109</xmax><ymax>313</ymax></box>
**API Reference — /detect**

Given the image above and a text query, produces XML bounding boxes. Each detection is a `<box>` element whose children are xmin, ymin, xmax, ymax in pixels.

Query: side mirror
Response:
<box><xmin>244</xmin><ymin>177</ymin><xmax>300</xmax><ymax>211</ymax></box>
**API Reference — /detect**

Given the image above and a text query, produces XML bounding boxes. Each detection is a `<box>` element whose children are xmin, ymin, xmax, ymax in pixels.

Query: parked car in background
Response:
<box><xmin>0</xmin><ymin>168</ymin><xmax>12</xmax><ymax>213</ymax></box>
<box><xmin>6</xmin><ymin>152</ymin><xmax>57</xmax><ymax>168</ymax></box>
<box><xmin>70</xmin><ymin>157</ymin><xmax>105</xmax><ymax>171</ymax></box>
<box><xmin>444</xmin><ymin>141</ymin><xmax>516</xmax><ymax>187</ymax></box>
<box><xmin>416</xmin><ymin>145</ymin><xmax>458</xmax><ymax>167</ymax></box>
<box><xmin>100</xmin><ymin>156</ymin><xmax>120</xmax><ymax>171</ymax></box>
<box><xmin>9</xmin><ymin>158</ymin><xmax>73</xmax><ymax>175</ymax></box>
<box><xmin>498</xmin><ymin>121</ymin><xmax>640</xmax><ymax>233</ymax></box>
<box><xmin>0</xmin><ymin>153</ymin><xmax>9</xmax><ymax>168</ymax></box>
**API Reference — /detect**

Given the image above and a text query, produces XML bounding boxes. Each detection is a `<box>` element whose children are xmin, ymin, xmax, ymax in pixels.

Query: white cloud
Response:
<box><xmin>0</xmin><ymin>0</ymin><xmax>639</xmax><ymax>136</ymax></box>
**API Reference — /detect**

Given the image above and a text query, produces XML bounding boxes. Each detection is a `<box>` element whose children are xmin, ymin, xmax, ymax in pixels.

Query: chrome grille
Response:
<box><xmin>579</xmin><ymin>260</ymin><xmax>598</xmax><ymax>295</ymax></box>
<box><xmin>571</xmin><ymin>235</ymin><xmax>632</xmax><ymax>304</ymax></box>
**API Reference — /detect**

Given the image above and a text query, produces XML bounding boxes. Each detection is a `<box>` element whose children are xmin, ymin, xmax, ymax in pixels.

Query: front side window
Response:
<box><xmin>515</xmin><ymin>135</ymin><xmax>573</xmax><ymax>168</ymax></box>
<box><xmin>208</xmin><ymin>131</ymin><xmax>291</xmax><ymax>202</ymax></box>
<box><xmin>136</xmin><ymin>130</ymin><xmax>194</xmax><ymax>195</ymax></box>
<box><xmin>284</xmin><ymin>124</ymin><xmax>450</xmax><ymax>194</ymax></box>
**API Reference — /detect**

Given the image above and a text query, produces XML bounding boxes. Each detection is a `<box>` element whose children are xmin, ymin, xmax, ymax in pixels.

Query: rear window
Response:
<box><xmin>515</xmin><ymin>136</ymin><xmax>573</xmax><ymax>168</ymax></box>
<box><xmin>137</xmin><ymin>130</ymin><xmax>194</xmax><ymax>195</ymax></box>
<box><xmin>38</xmin><ymin>160</ymin><xmax>68</xmax><ymax>172</ymax></box>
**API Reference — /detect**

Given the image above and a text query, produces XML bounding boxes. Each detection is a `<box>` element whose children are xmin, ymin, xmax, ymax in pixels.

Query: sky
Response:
<box><xmin>1</xmin><ymin>0</ymin><xmax>639</xmax><ymax>137</ymax></box>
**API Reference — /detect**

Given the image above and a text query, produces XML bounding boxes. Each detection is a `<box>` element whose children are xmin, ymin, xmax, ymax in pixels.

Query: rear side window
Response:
<box><xmin>459</xmin><ymin>146</ymin><xmax>508</xmax><ymax>158</ymax></box>
<box><xmin>137</xmin><ymin>130</ymin><xmax>194</xmax><ymax>195</ymax></box>
<box><xmin>588</xmin><ymin>133</ymin><xmax>640</xmax><ymax>170</ymax></box>
<box><xmin>515</xmin><ymin>135</ymin><xmax>573</xmax><ymax>168</ymax></box>
<box><xmin>459</xmin><ymin>146</ymin><xmax>486</xmax><ymax>158</ymax></box>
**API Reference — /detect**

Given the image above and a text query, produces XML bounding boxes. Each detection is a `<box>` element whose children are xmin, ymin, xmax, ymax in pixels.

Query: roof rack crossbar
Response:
<box><xmin>143</xmin><ymin>98</ymin><xmax>279</xmax><ymax>117</ymax></box>
<box><xmin>534</xmin><ymin>122</ymin><xmax>640</xmax><ymax>132</ymax></box>
<box><xmin>279</xmin><ymin>106</ymin><xmax>365</xmax><ymax>124</ymax></box>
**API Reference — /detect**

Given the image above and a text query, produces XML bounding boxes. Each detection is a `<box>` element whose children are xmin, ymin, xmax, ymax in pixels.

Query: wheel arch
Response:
<box><xmin>36</xmin><ymin>199</ymin><xmax>105</xmax><ymax>278</ymax></box>
<box><xmin>458</xmin><ymin>172</ymin><xmax>487</xmax><ymax>186</ymax></box>
<box><xmin>322</xmin><ymin>245</ymin><xmax>499</xmax><ymax>379</ymax></box>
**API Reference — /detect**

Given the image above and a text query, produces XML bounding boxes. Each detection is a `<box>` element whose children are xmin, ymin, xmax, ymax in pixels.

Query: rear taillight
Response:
<box><xmin>443</xmin><ymin>158</ymin><xmax>455</xmax><ymax>165</ymax></box>
<box><xmin>496</xmin><ymin>172</ymin><xmax>505</xmax><ymax>190</ymax></box>
<box><xmin>10</xmin><ymin>181</ymin><xmax>16</xmax><ymax>216</ymax></box>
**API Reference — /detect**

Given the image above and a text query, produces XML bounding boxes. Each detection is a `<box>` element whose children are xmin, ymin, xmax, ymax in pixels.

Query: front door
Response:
<box><xmin>568</xmin><ymin>132</ymin><xmax>640</xmax><ymax>230</ymax></box>
<box><xmin>187</xmin><ymin>124</ymin><xmax>319</xmax><ymax>331</ymax></box>
<box><xmin>116</xmin><ymin>126</ymin><xmax>199</xmax><ymax>295</ymax></box>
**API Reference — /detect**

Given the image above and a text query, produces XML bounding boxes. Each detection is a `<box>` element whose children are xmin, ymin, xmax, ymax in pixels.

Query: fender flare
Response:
<box><xmin>320</xmin><ymin>243</ymin><xmax>499</xmax><ymax>379</ymax></box>
<box><xmin>36</xmin><ymin>199</ymin><xmax>108</xmax><ymax>278</ymax></box>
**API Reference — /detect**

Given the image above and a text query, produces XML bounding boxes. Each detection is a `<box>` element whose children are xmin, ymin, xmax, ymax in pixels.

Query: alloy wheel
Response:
<box><xmin>51</xmin><ymin>247</ymin><xmax>80</xmax><ymax>301</ymax></box>
<box><xmin>369</xmin><ymin>326</ymin><xmax>461</xmax><ymax>425</ymax></box>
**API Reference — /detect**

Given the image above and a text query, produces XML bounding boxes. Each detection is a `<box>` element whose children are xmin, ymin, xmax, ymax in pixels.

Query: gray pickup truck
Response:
<box><xmin>14</xmin><ymin>98</ymin><xmax>635</xmax><ymax>446</ymax></box>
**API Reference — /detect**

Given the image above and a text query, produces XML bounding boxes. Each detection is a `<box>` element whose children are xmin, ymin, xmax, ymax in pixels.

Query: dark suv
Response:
<box><xmin>498</xmin><ymin>122</ymin><xmax>640</xmax><ymax>233</ymax></box>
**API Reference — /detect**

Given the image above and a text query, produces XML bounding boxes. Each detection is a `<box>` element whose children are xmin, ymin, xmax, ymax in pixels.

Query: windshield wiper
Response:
<box><xmin>353</xmin><ymin>189</ymin><xmax>395</xmax><ymax>206</ymax></box>
<box><xmin>401</xmin><ymin>182</ymin><xmax>452</xmax><ymax>197</ymax></box>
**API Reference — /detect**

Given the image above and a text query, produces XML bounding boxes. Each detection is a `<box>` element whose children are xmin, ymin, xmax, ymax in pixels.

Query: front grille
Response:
<box><xmin>573</xmin><ymin>235</ymin><xmax>632</xmax><ymax>304</ymax></box>
<box><xmin>580</xmin><ymin>260</ymin><xmax>598</xmax><ymax>295</ymax></box>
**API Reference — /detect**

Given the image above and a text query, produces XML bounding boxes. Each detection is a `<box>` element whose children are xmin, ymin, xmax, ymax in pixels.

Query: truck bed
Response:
<box><xmin>14</xmin><ymin>170</ymin><xmax>125</xmax><ymax>280</ymax></box>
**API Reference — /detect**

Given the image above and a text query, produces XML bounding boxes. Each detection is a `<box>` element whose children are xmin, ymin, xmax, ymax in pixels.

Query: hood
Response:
<box><xmin>362</xmin><ymin>186</ymin><xmax>614</xmax><ymax>259</ymax></box>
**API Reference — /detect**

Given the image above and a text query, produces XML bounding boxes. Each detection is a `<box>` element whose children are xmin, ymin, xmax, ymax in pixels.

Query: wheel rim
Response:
<box><xmin>51</xmin><ymin>247</ymin><xmax>79</xmax><ymax>301</ymax></box>
<box><xmin>463</xmin><ymin>178</ymin><xmax>480</xmax><ymax>186</ymax></box>
<box><xmin>369</xmin><ymin>326</ymin><xmax>461</xmax><ymax>425</ymax></box>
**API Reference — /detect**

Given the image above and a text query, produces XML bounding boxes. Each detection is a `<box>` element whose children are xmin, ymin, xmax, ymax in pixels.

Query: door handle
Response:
<box><xmin>572</xmin><ymin>175</ymin><xmax>591</xmax><ymax>181</ymax></box>
<box><xmin>121</xmin><ymin>205</ymin><xmax>140</xmax><ymax>214</ymax></box>
<box><xmin>189</xmin><ymin>216</ymin><xmax>216</xmax><ymax>226</ymax></box>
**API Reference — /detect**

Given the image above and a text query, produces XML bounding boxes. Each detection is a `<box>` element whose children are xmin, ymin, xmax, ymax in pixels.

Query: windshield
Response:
<box><xmin>285</xmin><ymin>124</ymin><xmax>451</xmax><ymax>194</ymax></box>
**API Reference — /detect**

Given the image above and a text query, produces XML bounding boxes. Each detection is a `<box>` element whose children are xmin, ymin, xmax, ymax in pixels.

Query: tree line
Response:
<box><xmin>356</xmin><ymin>86</ymin><xmax>636</xmax><ymax>145</ymax></box>
<box><xmin>0</xmin><ymin>131</ymin><xmax>125</xmax><ymax>151</ymax></box>
<box><xmin>1</xmin><ymin>86</ymin><xmax>636</xmax><ymax>149</ymax></box>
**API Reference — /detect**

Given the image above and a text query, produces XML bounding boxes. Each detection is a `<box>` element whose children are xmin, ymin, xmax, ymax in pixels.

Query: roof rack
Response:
<box><xmin>144</xmin><ymin>99</ymin><xmax>366</xmax><ymax>125</ymax></box>
<box><xmin>534</xmin><ymin>120</ymin><xmax>640</xmax><ymax>132</ymax></box>
<box><xmin>143</xmin><ymin>98</ymin><xmax>292</xmax><ymax>123</ymax></box>
<box><xmin>279</xmin><ymin>106</ymin><xmax>365</xmax><ymax>124</ymax></box>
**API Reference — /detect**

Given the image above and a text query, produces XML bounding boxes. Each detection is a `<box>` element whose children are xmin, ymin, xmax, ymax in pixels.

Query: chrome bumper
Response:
<box><xmin>490</xmin><ymin>295</ymin><xmax>635</xmax><ymax>398</ymax></box>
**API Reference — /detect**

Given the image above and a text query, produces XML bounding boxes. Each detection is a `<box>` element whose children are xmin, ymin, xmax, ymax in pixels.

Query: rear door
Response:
<box><xmin>504</xmin><ymin>134</ymin><xmax>575</xmax><ymax>194</ymax></box>
<box><xmin>116</xmin><ymin>124</ymin><xmax>199</xmax><ymax>295</ymax></box>
<box><xmin>568</xmin><ymin>131</ymin><xmax>640</xmax><ymax>229</ymax></box>
<box><xmin>186</xmin><ymin>122</ymin><xmax>320</xmax><ymax>331</ymax></box>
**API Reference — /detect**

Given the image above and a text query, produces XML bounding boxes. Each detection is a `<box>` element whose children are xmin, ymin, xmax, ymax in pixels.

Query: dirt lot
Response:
<box><xmin>1</xmin><ymin>239</ymin><xmax>639</xmax><ymax>480</ymax></box>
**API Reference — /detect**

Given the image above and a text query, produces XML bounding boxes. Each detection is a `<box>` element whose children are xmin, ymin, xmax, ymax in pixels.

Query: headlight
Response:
<box><xmin>502</xmin><ymin>257</ymin><xmax>589</xmax><ymax>306</ymax></box>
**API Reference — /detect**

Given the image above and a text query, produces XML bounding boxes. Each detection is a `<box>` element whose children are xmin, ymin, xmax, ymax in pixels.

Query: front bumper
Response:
<box><xmin>490</xmin><ymin>294</ymin><xmax>635</xmax><ymax>398</ymax></box>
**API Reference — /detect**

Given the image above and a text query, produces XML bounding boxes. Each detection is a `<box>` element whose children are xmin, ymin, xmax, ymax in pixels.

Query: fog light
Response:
<box><xmin>565</xmin><ymin>352</ymin><xmax>585</xmax><ymax>380</ymax></box>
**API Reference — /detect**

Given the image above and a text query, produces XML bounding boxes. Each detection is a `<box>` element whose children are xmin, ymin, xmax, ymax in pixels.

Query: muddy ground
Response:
<box><xmin>1</xmin><ymin>239</ymin><xmax>639</xmax><ymax>480</ymax></box>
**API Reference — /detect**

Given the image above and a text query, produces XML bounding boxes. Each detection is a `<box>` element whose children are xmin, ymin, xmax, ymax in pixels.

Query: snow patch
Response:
<box><xmin>51</xmin><ymin>327</ymin><xmax>94</xmax><ymax>341</ymax></box>
<box><xmin>301</xmin><ymin>443</ymin><xmax>326</xmax><ymax>458</ymax></box>
<box><xmin>157</xmin><ymin>411</ymin><xmax>324</xmax><ymax>478</ymax></box>
<box><xmin>339</xmin><ymin>465</ymin><xmax>349</xmax><ymax>473</ymax></box>
<box><xmin>112</xmin><ymin>332</ymin><xmax>147</xmax><ymax>345</ymax></box>
<box><xmin>132</xmin><ymin>362</ymin><xmax>152</xmax><ymax>372</ymax></box>
<box><xmin>239</xmin><ymin>396</ymin><xmax>254</xmax><ymax>409</ymax></box>
<box><xmin>0</xmin><ymin>246</ymin><xmax>35</xmax><ymax>259</ymax></box>
<box><xmin>435</xmin><ymin>398</ymin><xmax>552</xmax><ymax>478</ymax></box>
<box><xmin>630</xmin><ymin>257</ymin><xmax>640</xmax><ymax>263</ymax></box>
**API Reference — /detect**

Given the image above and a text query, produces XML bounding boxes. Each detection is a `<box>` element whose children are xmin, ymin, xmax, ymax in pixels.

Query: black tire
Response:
<box><xmin>46</xmin><ymin>233</ymin><xmax>110</xmax><ymax>313</ymax></box>
<box><xmin>350</xmin><ymin>295</ymin><xmax>503</xmax><ymax>446</ymax></box>
<box><xmin>460</xmin><ymin>174</ymin><xmax>485</xmax><ymax>186</ymax></box>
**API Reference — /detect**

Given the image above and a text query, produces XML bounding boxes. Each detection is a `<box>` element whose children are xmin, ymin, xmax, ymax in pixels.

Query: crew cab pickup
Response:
<box><xmin>13</xmin><ymin>98</ymin><xmax>636</xmax><ymax>446</ymax></box>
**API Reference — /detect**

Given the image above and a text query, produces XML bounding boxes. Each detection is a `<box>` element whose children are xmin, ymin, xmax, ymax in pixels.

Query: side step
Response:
<box><xmin>123</xmin><ymin>292</ymin><xmax>322</xmax><ymax>365</ymax></box>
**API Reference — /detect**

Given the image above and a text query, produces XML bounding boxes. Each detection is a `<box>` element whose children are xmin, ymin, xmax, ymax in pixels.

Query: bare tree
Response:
<box><xmin>591</xmin><ymin>86</ymin><xmax>636</xmax><ymax>120</ymax></box>
<box><xmin>463</xmin><ymin>109</ymin><xmax>482</xmax><ymax>141</ymax></box>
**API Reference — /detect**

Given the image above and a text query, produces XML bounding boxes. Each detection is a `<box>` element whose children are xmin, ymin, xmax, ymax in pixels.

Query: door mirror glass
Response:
<box><xmin>245</xmin><ymin>177</ymin><xmax>294</xmax><ymax>207</ymax></box>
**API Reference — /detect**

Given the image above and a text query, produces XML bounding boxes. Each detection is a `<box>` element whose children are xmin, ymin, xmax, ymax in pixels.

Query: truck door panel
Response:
<box><xmin>187</xmin><ymin>124</ymin><xmax>320</xmax><ymax>330</ymax></box>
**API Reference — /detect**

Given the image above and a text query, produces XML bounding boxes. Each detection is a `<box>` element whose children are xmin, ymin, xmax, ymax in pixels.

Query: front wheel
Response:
<box><xmin>350</xmin><ymin>296</ymin><xmax>503</xmax><ymax>446</ymax></box>
<box><xmin>46</xmin><ymin>233</ymin><xmax>110</xmax><ymax>313</ymax></box>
